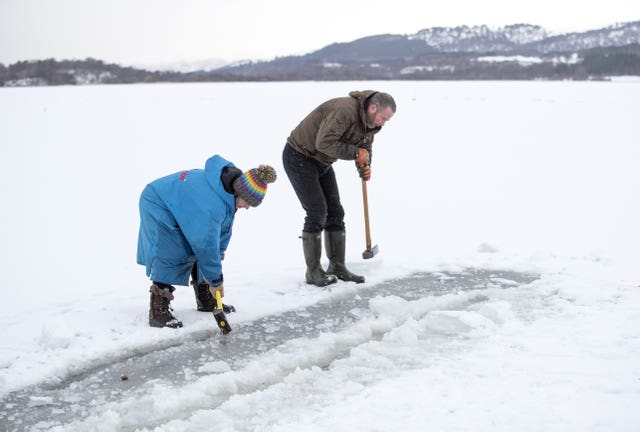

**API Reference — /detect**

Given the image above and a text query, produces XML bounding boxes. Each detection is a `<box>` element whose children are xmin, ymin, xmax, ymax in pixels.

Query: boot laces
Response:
<box><xmin>158</xmin><ymin>295</ymin><xmax>176</xmax><ymax>317</ymax></box>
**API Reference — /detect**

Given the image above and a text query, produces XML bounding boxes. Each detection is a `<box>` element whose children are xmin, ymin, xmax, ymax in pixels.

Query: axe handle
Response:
<box><xmin>215</xmin><ymin>289</ymin><xmax>223</xmax><ymax>309</ymax></box>
<box><xmin>361</xmin><ymin>179</ymin><xmax>372</xmax><ymax>249</ymax></box>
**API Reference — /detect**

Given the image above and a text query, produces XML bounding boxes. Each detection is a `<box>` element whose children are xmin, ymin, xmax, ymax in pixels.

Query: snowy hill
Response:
<box><xmin>216</xmin><ymin>20</ymin><xmax>640</xmax><ymax>80</ymax></box>
<box><xmin>409</xmin><ymin>21</ymin><xmax>640</xmax><ymax>53</ymax></box>
<box><xmin>533</xmin><ymin>21</ymin><xmax>640</xmax><ymax>52</ymax></box>
<box><xmin>410</xmin><ymin>24</ymin><xmax>549</xmax><ymax>52</ymax></box>
<box><xmin>2</xmin><ymin>20</ymin><xmax>640</xmax><ymax>85</ymax></box>
<box><xmin>134</xmin><ymin>58</ymin><xmax>232</xmax><ymax>73</ymax></box>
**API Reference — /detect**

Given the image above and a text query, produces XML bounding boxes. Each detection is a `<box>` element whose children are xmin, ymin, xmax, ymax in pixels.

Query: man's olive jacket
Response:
<box><xmin>286</xmin><ymin>90</ymin><xmax>382</xmax><ymax>166</ymax></box>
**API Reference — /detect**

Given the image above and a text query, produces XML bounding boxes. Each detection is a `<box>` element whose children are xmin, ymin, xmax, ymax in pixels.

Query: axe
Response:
<box><xmin>210</xmin><ymin>287</ymin><xmax>232</xmax><ymax>334</ymax></box>
<box><xmin>361</xmin><ymin>178</ymin><xmax>378</xmax><ymax>259</ymax></box>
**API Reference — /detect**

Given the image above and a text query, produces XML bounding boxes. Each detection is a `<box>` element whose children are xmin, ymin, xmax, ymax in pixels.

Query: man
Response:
<box><xmin>137</xmin><ymin>154</ymin><xmax>276</xmax><ymax>328</ymax></box>
<box><xmin>282</xmin><ymin>90</ymin><xmax>396</xmax><ymax>286</ymax></box>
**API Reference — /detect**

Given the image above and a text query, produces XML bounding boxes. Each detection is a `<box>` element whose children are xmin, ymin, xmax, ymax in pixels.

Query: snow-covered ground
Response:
<box><xmin>1</xmin><ymin>80</ymin><xmax>639</xmax><ymax>431</ymax></box>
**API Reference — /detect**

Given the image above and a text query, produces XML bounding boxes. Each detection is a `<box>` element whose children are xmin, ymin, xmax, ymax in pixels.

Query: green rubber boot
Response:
<box><xmin>324</xmin><ymin>230</ymin><xmax>365</xmax><ymax>283</ymax></box>
<box><xmin>302</xmin><ymin>231</ymin><xmax>338</xmax><ymax>287</ymax></box>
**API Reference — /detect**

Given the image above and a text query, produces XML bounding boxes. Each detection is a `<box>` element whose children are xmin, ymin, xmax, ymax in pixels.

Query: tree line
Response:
<box><xmin>2</xmin><ymin>45</ymin><xmax>639</xmax><ymax>87</ymax></box>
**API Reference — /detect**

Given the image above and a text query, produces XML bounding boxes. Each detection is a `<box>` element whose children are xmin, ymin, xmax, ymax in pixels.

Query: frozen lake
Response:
<box><xmin>1</xmin><ymin>80</ymin><xmax>639</xmax><ymax>431</ymax></box>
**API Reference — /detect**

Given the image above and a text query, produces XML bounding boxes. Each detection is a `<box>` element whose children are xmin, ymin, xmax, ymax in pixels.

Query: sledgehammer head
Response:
<box><xmin>362</xmin><ymin>244</ymin><xmax>378</xmax><ymax>260</ymax></box>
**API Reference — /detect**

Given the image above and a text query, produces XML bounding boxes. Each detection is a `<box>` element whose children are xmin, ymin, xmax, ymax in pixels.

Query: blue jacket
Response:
<box><xmin>137</xmin><ymin>155</ymin><xmax>236</xmax><ymax>286</ymax></box>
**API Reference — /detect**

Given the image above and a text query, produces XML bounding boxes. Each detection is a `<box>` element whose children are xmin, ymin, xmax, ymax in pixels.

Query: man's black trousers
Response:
<box><xmin>282</xmin><ymin>144</ymin><xmax>345</xmax><ymax>233</ymax></box>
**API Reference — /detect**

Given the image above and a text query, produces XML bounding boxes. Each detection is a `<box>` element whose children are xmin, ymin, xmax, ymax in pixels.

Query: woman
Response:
<box><xmin>137</xmin><ymin>154</ymin><xmax>276</xmax><ymax>328</ymax></box>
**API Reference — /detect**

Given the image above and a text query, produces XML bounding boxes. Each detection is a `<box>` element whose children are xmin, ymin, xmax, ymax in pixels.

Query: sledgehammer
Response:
<box><xmin>361</xmin><ymin>179</ymin><xmax>378</xmax><ymax>259</ymax></box>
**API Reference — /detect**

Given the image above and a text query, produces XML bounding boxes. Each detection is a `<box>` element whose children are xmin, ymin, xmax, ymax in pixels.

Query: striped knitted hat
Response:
<box><xmin>233</xmin><ymin>165</ymin><xmax>277</xmax><ymax>207</ymax></box>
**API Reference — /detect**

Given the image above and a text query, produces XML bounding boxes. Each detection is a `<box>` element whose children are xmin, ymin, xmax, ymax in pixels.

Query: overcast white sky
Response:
<box><xmin>1</xmin><ymin>0</ymin><xmax>639</xmax><ymax>67</ymax></box>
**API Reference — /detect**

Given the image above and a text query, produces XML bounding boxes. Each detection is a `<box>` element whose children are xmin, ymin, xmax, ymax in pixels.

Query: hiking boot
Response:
<box><xmin>191</xmin><ymin>281</ymin><xmax>237</xmax><ymax>313</ymax></box>
<box><xmin>324</xmin><ymin>230</ymin><xmax>365</xmax><ymax>283</ymax></box>
<box><xmin>302</xmin><ymin>231</ymin><xmax>337</xmax><ymax>287</ymax></box>
<box><xmin>191</xmin><ymin>281</ymin><xmax>216</xmax><ymax>312</ymax></box>
<box><xmin>149</xmin><ymin>284</ymin><xmax>183</xmax><ymax>328</ymax></box>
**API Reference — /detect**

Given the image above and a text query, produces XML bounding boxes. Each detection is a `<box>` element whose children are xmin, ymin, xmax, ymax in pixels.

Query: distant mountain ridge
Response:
<box><xmin>292</xmin><ymin>21</ymin><xmax>640</xmax><ymax>62</ymax></box>
<box><xmin>218</xmin><ymin>20</ymin><xmax>640</xmax><ymax>80</ymax></box>
<box><xmin>531</xmin><ymin>21</ymin><xmax>640</xmax><ymax>52</ymax></box>
<box><xmin>410</xmin><ymin>24</ymin><xmax>550</xmax><ymax>52</ymax></box>
<box><xmin>2</xmin><ymin>20</ymin><xmax>639</xmax><ymax>86</ymax></box>
<box><xmin>408</xmin><ymin>21</ymin><xmax>640</xmax><ymax>53</ymax></box>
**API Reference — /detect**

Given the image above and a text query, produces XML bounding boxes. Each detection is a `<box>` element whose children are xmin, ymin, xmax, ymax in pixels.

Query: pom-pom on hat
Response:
<box><xmin>233</xmin><ymin>165</ymin><xmax>277</xmax><ymax>207</ymax></box>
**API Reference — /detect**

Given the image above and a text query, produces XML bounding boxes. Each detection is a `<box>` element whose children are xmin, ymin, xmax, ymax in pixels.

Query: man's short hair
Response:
<box><xmin>369</xmin><ymin>92</ymin><xmax>396</xmax><ymax>113</ymax></box>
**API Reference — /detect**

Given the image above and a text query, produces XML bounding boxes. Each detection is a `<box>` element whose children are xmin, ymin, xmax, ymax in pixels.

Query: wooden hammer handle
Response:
<box><xmin>362</xmin><ymin>179</ymin><xmax>372</xmax><ymax>249</ymax></box>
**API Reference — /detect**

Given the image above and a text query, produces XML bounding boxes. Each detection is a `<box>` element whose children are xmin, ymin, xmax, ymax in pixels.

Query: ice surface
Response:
<box><xmin>1</xmin><ymin>81</ymin><xmax>639</xmax><ymax>431</ymax></box>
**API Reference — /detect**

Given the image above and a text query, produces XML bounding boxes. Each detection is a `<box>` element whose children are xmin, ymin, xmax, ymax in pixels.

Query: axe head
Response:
<box><xmin>213</xmin><ymin>310</ymin><xmax>232</xmax><ymax>334</ymax></box>
<box><xmin>362</xmin><ymin>244</ymin><xmax>379</xmax><ymax>260</ymax></box>
<box><xmin>212</xmin><ymin>288</ymin><xmax>232</xmax><ymax>334</ymax></box>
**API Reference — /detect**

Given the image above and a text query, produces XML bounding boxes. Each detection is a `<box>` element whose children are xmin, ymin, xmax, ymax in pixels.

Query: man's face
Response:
<box><xmin>236</xmin><ymin>196</ymin><xmax>251</xmax><ymax>210</ymax></box>
<box><xmin>366</xmin><ymin>104</ymin><xmax>395</xmax><ymax>128</ymax></box>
